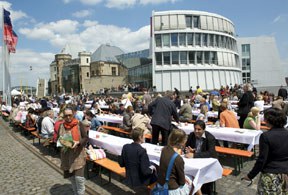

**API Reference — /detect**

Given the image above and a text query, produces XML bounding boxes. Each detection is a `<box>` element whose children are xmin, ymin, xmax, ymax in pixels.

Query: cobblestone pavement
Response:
<box><xmin>0</xmin><ymin>118</ymin><xmax>260</xmax><ymax>195</ymax></box>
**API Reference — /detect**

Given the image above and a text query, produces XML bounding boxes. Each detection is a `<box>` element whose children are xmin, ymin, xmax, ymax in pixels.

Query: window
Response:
<box><xmin>92</xmin><ymin>70</ymin><xmax>95</xmax><ymax>76</ymax></box>
<box><xmin>196</xmin><ymin>51</ymin><xmax>203</xmax><ymax>64</ymax></box>
<box><xmin>155</xmin><ymin>34</ymin><xmax>162</xmax><ymax>47</ymax></box>
<box><xmin>204</xmin><ymin>51</ymin><xmax>210</xmax><ymax>64</ymax></box>
<box><xmin>193</xmin><ymin>16</ymin><xmax>199</xmax><ymax>28</ymax></box>
<box><xmin>202</xmin><ymin>34</ymin><xmax>208</xmax><ymax>46</ymax></box>
<box><xmin>209</xmin><ymin>34</ymin><xmax>214</xmax><ymax>47</ymax></box>
<box><xmin>187</xmin><ymin>33</ymin><xmax>193</xmax><ymax>46</ymax></box>
<box><xmin>180</xmin><ymin>51</ymin><xmax>187</xmax><ymax>64</ymax></box>
<box><xmin>112</xmin><ymin>67</ymin><xmax>116</xmax><ymax>76</ymax></box>
<box><xmin>189</xmin><ymin>51</ymin><xmax>195</xmax><ymax>64</ymax></box>
<box><xmin>86</xmin><ymin>72</ymin><xmax>89</xmax><ymax>77</ymax></box>
<box><xmin>54</xmin><ymin>67</ymin><xmax>56</xmax><ymax>71</ymax></box>
<box><xmin>155</xmin><ymin>52</ymin><xmax>162</xmax><ymax>65</ymax></box>
<box><xmin>195</xmin><ymin>33</ymin><xmax>201</xmax><ymax>46</ymax></box>
<box><xmin>242</xmin><ymin>44</ymin><xmax>250</xmax><ymax>58</ymax></box>
<box><xmin>86</xmin><ymin>58</ymin><xmax>89</xmax><ymax>63</ymax></box>
<box><xmin>179</xmin><ymin>33</ymin><xmax>186</xmax><ymax>46</ymax></box>
<box><xmin>171</xmin><ymin>33</ymin><xmax>178</xmax><ymax>46</ymax></box>
<box><xmin>163</xmin><ymin>52</ymin><xmax>170</xmax><ymax>65</ymax></box>
<box><xmin>186</xmin><ymin>16</ymin><xmax>192</xmax><ymax>28</ymax></box>
<box><xmin>172</xmin><ymin>51</ymin><xmax>179</xmax><ymax>64</ymax></box>
<box><xmin>211</xmin><ymin>52</ymin><xmax>218</xmax><ymax>65</ymax></box>
<box><xmin>162</xmin><ymin>34</ymin><xmax>170</xmax><ymax>47</ymax></box>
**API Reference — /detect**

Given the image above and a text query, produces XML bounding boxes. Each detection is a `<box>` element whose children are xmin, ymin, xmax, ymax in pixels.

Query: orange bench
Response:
<box><xmin>222</xmin><ymin>168</ymin><xmax>233</xmax><ymax>176</ymax></box>
<box><xmin>92</xmin><ymin>158</ymin><xmax>126</xmax><ymax>184</ymax></box>
<box><xmin>102</xmin><ymin>125</ymin><xmax>152</xmax><ymax>140</ymax></box>
<box><xmin>215</xmin><ymin>146</ymin><xmax>254</xmax><ymax>174</ymax></box>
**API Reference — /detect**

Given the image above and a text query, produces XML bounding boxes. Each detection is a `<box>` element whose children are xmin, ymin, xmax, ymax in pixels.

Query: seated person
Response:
<box><xmin>131</xmin><ymin>109</ymin><xmax>152</xmax><ymax>135</ymax></box>
<box><xmin>120</xmin><ymin>106</ymin><xmax>134</xmax><ymax>132</ymax></box>
<box><xmin>219</xmin><ymin>103</ymin><xmax>239</xmax><ymax>128</ymax></box>
<box><xmin>179</xmin><ymin>99</ymin><xmax>192</xmax><ymax>122</ymax></box>
<box><xmin>185</xmin><ymin>120</ymin><xmax>217</xmax><ymax>194</ymax></box>
<box><xmin>25</xmin><ymin>108</ymin><xmax>37</xmax><ymax>128</ymax></box>
<box><xmin>115</xmin><ymin>103</ymin><xmax>125</xmax><ymax>115</ymax></box>
<box><xmin>118</xmin><ymin>128</ymin><xmax>156</xmax><ymax>194</ymax></box>
<box><xmin>196</xmin><ymin>105</ymin><xmax>209</xmax><ymax>123</ymax></box>
<box><xmin>212</xmin><ymin>95</ymin><xmax>220</xmax><ymax>112</ymax></box>
<box><xmin>243</xmin><ymin>107</ymin><xmax>261</xmax><ymax>130</ymax></box>
<box><xmin>85</xmin><ymin>110</ymin><xmax>102</xmax><ymax>131</ymax></box>
<box><xmin>254</xmin><ymin>95</ymin><xmax>264</xmax><ymax>112</ymax></box>
<box><xmin>41</xmin><ymin>110</ymin><xmax>55</xmax><ymax>138</ymax></box>
<box><xmin>158</xmin><ymin>128</ymin><xmax>197</xmax><ymax>194</ymax></box>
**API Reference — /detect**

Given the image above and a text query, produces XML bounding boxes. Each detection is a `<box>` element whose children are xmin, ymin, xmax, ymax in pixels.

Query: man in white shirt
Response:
<box><xmin>41</xmin><ymin>110</ymin><xmax>55</xmax><ymax>138</ymax></box>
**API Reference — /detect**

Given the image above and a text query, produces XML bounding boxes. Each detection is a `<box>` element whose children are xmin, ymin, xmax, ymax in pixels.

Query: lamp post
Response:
<box><xmin>29</xmin><ymin>66</ymin><xmax>33</xmax><ymax>96</ymax></box>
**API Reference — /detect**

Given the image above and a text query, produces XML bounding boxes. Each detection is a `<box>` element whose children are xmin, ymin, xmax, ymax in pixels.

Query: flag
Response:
<box><xmin>3</xmin><ymin>8</ymin><xmax>17</xmax><ymax>53</ymax></box>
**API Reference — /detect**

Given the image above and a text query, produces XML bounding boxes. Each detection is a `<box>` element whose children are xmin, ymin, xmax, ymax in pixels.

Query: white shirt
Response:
<box><xmin>254</xmin><ymin>100</ymin><xmax>264</xmax><ymax>111</ymax></box>
<box><xmin>41</xmin><ymin>116</ymin><xmax>55</xmax><ymax>135</ymax></box>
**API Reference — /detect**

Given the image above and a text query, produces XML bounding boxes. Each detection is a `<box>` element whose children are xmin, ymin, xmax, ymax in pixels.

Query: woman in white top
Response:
<box><xmin>254</xmin><ymin>95</ymin><xmax>265</xmax><ymax>112</ymax></box>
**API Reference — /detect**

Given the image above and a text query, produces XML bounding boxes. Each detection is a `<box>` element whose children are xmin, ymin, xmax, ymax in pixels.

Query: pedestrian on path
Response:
<box><xmin>242</xmin><ymin>108</ymin><xmax>288</xmax><ymax>194</ymax></box>
<box><xmin>58</xmin><ymin>105</ymin><xmax>88</xmax><ymax>195</ymax></box>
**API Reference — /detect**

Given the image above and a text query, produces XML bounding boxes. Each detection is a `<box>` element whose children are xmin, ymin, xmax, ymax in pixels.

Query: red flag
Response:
<box><xmin>3</xmin><ymin>9</ymin><xmax>17</xmax><ymax>53</ymax></box>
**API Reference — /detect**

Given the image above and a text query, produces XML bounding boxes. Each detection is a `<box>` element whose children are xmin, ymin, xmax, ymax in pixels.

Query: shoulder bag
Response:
<box><xmin>151</xmin><ymin>152</ymin><xmax>178</xmax><ymax>195</ymax></box>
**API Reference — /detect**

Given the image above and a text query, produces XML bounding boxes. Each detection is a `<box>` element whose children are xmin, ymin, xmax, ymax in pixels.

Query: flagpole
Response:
<box><xmin>2</xmin><ymin>7</ymin><xmax>6</xmax><ymax>104</ymax></box>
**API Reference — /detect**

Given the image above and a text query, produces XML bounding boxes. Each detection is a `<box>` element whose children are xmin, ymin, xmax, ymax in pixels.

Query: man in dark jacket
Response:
<box><xmin>148</xmin><ymin>91</ymin><xmax>179</xmax><ymax>146</ymax></box>
<box><xmin>237</xmin><ymin>83</ymin><xmax>254</xmax><ymax>128</ymax></box>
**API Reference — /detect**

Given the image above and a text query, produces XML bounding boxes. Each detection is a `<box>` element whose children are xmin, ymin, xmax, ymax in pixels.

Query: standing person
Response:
<box><xmin>148</xmin><ymin>91</ymin><xmax>179</xmax><ymax>145</ymax></box>
<box><xmin>58</xmin><ymin>106</ymin><xmax>88</xmax><ymax>195</ymax></box>
<box><xmin>278</xmin><ymin>86</ymin><xmax>288</xmax><ymax>100</ymax></box>
<box><xmin>242</xmin><ymin>108</ymin><xmax>288</xmax><ymax>194</ymax></box>
<box><xmin>142</xmin><ymin>88</ymin><xmax>152</xmax><ymax>113</ymax></box>
<box><xmin>118</xmin><ymin>128</ymin><xmax>156</xmax><ymax>194</ymax></box>
<box><xmin>237</xmin><ymin>83</ymin><xmax>254</xmax><ymax>128</ymax></box>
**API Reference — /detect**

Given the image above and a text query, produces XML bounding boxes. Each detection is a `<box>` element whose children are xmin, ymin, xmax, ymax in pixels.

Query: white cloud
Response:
<box><xmin>139</xmin><ymin>0</ymin><xmax>178</xmax><ymax>5</ymax></box>
<box><xmin>62</xmin><ymin>0</ymin><xmax>74</xmax><ymax>4</ymax></box>
<box><xmin>105</xmin><ymin>0</ymin><xmax>136</xmax><ymax>8</ymax></box>
<box><xmin>83</xmin><ymin>20</ymin><xmax>99</xmax><ymax>27</ymax></box>
<box><xmin>7</xmin><ymin>49</ymin><xmax>54</xmax><ymax>87</ymax></box>
<box><xmin>273</xmin><ymin>15</ymin><xmax>281</xmax><ymax>23</ymax></box>
<box><xmin>105</xmin><ymin>0</ymin><xmax>179</xmax><ymax>9</ymax></box>
<box><xmin>19</xmin><ymin>19</ymin><xmax>79</xmax><ymax>40</ymax></box>
<box><xmin>80</xmin><ymin>0</ymin><xmax>102</xmax><ymax>5</ymax></box>
<box><xmin>72</xmin><ymin>9</ymin><xmax>93</xmax><ymax>18</ymax></box>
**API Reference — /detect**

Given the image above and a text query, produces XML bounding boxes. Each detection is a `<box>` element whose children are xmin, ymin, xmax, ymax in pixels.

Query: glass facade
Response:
<box><xmin>241</xmin><ymin>44</ymin><xmax>251</xmax><ymax>83</ymax></box>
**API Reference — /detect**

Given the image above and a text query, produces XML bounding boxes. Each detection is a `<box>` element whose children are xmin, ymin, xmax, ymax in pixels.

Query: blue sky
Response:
<box><xmin>1</xmin><ymin>0</ymin><xmax>288</xmax><ymax>87</ymax></box>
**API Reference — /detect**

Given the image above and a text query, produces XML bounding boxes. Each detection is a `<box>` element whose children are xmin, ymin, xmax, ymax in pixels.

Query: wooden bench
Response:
<box><xmin>19</xmin><ymin>123</ymin><xmax>36</xmax><ymax>135</ymax></box>
<box><xmin>215</xmin><ymin>146</ymin><xmax>254</xmax><ymax>174</ymax></box>
<box><xmin>102</xmin><ymin>125</ymin><xmax>130</xmax><ymax>136</ymax></box>
<box><xmin>31</xmin><ymin>131</ymin><xmax>42</xmax><ymax>145</ymax></box>
<box><xmin>222</xmin><ymin>168</ymin><xmax>233</xmax><ymax>176</ymax></box>
<box><xmin>1</xmin><ymin>111</ymin><xmax>9</xmax><ymax>121</ymax></box>
<box><xmin>102</xmin><ymin>125</ymin><xmax>152</xmax><ymax>141</ymax></box>
<box><xmin>93</xmin><ymin>158</ymin><xmax>126</xmax><ymax>184</ymax></box>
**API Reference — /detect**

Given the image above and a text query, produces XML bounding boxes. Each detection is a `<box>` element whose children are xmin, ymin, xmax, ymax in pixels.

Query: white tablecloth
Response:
<box><xmin>96</xmin><ymin>114</ymin><xmax>123</xmax><ymax>124</ymax></box>
<box><xmin>192</xmin><ymin>110</ymin><xmax>218</xmax><ymax>118</ymax></box>
<box><xmin>89</xmin><ymin>131</ymin><xmax>222</xmax><ymax>194</ymax></box>
<box><xmin>177</xmin><ymin>123</ymin><xmax>262</xmax><ymax>151</ymax></box>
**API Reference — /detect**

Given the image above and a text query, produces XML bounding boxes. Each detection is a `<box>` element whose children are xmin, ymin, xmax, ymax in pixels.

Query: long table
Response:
<box><xmin>177</xmin><ymin>123</ymin><xmax>262</xmax><ymax>151</ymax></box>
<box><xmin>89</xmin><ymin>131</ymin><xmax>222</xmax><ymax>194</ymax></box>
<box><xmin>96</xmin><ymin>114</ymin><xmax>123</xmax><ymax>124</ymax></box>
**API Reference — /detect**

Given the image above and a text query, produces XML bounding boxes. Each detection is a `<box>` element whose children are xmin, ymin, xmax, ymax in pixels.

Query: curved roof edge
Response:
<box><xmin>152</xmin><ymin>10</ymin><xmax>234</xmax><ymax>25</ymax></box>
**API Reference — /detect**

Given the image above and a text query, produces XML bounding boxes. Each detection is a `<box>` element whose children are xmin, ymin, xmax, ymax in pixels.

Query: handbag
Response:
<box><xmin>151</xmin><ymin>152</ymin><xmax>178</xmax><ymax>195</ymax></box>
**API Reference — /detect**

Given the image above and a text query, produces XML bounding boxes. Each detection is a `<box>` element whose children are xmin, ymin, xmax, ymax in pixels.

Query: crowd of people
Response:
<box><xmin>1</xmin><ymin>83</ymin><xmax>288</xmax><ymax>195</ymax></box>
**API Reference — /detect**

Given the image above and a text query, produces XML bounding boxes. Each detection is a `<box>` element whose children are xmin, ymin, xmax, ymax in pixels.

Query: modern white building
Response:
<box><xmin>151</xmin><ymin>10</ymin><xmax>241</xmax><ymax>91</ymax></box>
<box><xmin>237</xmin><ymin>36</ymin><xmax>286</xmax><ymax>93</ymax></box>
